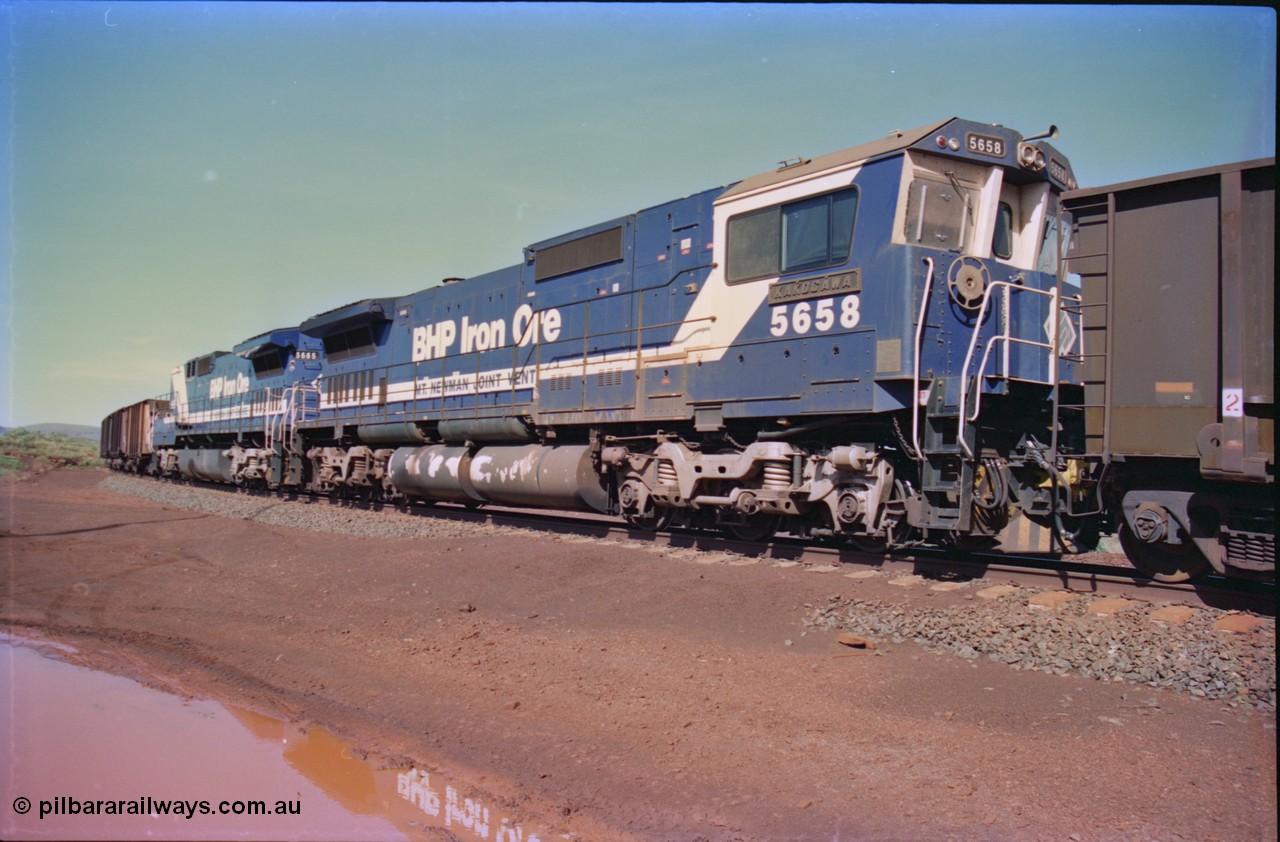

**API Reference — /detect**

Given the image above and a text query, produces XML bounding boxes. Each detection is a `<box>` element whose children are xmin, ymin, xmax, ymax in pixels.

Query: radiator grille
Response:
<box><xmin>534</xmin><ymin>226</ymin><xmax>624</xmax><ymax>282</ymax></box>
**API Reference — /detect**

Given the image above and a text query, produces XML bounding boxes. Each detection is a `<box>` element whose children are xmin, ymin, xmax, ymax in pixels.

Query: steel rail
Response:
<box><xmin>140</xmin><ymin>473</ymin><xmax>1274</xmax><ymax>616</ymax></box>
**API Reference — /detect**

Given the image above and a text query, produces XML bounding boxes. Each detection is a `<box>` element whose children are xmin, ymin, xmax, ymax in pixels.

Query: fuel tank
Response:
<box><xmin>388</xmin><ymin>444</ymin><xmax>609</xmax><ymax>513</ymax></box>
<box><xmin>176</xmin><ymin>448</ymin><xmax>234</xmax><ymax>483</ymax></box>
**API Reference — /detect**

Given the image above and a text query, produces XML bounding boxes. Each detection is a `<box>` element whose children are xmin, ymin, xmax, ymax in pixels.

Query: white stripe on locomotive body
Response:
<box><xmin>1005</xmin><ymin>182</ymin><xmax>1052</xmax><ymax>271</ymax></box>
<box><xmin>171</xmin><ymin>392</ymin><xmax>288</xmax><ymax>425</ymax></box>
<box><xmin>311</xmin><ymin>163</ymin><xmax>873</xmax><ymax>413</ymax></box>
<box><xmin>320</xmin><ymin>351</ymin><xmax>650</xmax><ymax>411</ymax></box>
<box><xmin>668</xmin><ymin>164</ymin><xmax>867</xmax><ymax>365</ymax></box>
<box><xmin>170</xmin><ymin>367</ymin><xmax>190</xmax><ymax>422</ymax></box>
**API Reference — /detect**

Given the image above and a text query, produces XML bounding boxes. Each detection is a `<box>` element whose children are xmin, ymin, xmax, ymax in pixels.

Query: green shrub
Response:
<box><xmin>0</xmin><ymin>429</ymin><xmax>103</xmax><ymax>471</ymax></box>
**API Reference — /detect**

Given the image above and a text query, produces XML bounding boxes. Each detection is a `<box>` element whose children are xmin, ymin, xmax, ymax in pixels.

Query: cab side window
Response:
<box><xmin>1037</xmin><ymin>196</ymin><xmax>1069</xmax><ymax>274</ymax></box>
<box><xmin>727</xmin><ymin>186</ymin><xmax>859</xmax><ymax>283</ymax></box>
<box><xmin>992</xmin><ymin>201</ymin><xmax>1014</xmax><ymax>260</ymax></box>
<box><xmin>904</xmin><ymin>177</ymin><xmax>973</xmax><ymax>251</ymax></box>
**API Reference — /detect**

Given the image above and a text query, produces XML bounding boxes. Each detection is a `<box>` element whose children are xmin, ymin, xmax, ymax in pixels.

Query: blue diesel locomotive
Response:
<box><xmin>107</xmin><ymin>118</ymin><xmax>1103</xmax><ymax>562</ymax></box>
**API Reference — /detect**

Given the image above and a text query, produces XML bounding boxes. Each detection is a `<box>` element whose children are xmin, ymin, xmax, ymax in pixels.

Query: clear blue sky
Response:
<box><xmin>2</xmin><ymin>2</ymin><xmax>1274</xmax><ymax>427</ymax></box>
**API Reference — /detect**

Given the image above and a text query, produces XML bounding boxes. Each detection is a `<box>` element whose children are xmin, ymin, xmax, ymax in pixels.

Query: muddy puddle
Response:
<box><xmin>1</xmin><ymin>634</ymin><xmax>551</xmax><ymax>841</ymax></box>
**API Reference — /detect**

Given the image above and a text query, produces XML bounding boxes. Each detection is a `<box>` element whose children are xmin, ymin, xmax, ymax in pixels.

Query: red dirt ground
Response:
<box><xmin>3</xmin><ymin>469</ymin><xmax>1275</xmax><ymax>840</ymax></box>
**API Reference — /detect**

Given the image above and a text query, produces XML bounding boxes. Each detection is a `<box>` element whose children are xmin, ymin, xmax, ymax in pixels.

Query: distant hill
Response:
<box><xmin>18</xmin><ymin>423</ymin><xmax>100</xmax><ymax>440</ymax></box>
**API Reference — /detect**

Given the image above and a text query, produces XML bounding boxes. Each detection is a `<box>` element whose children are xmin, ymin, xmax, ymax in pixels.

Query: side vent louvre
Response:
<box><xmin>596</xmin><ymin>368</ymin><xmax>624</xmax><ymax>387</ymax></box>
<box><xmin>547</xmin><ymin>374</ymin><xmax>576</xmax><ymax>392</ymax></box>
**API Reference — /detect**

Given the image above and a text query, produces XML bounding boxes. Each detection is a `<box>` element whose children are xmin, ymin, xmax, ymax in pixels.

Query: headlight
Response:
<box><xmin>1018</xmin><ymin>142</ymin><xmax>1046</xmax><ymax>172</ymax></box>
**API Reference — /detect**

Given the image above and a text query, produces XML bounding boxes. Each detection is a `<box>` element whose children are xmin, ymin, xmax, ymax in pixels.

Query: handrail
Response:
<box><xmin>263</xmin><ymin>388</ymin><xmax>279</xmax><ymax>450</ymax></box>
<box><xmin>964</xmin><ymin>334</ymin><xmax>1054</xmax><ymax>422</ymax></box>
<box><xmin>956</xmin><ymin>281</ymin><xmax>1062</xmax><ymax>458</ymax></box>
<box><xmin>911</xmin><ymin>257</ymin><xmax>934</xmax><ymax>461</ymax></box>
<box><xmin>262</xmin><ymin>382</ymin><xmax>318</xmax><ymax>453</ymax></box>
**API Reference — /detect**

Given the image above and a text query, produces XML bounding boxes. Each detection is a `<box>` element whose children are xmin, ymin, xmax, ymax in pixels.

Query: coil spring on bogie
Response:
<box><xmin>656</xmin><ymin>460</ymin><xmax>678</xmax><ymax>486</ymax></box>
<box><xmin>1227</xmin><ymin>532</ymin><xmax>1274</xmax><ymax>566</ymax></box>
<box><xmin>762</xmin><ymin>460</ymin><xmax>791</xmax><ymax>490</ymax></box>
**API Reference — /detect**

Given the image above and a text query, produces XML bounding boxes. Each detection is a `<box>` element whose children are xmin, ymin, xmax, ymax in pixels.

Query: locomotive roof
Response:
<box><xmin>717</xmin><ymin>117</ymin><xmax>954</xmax><ymax>202</ymax></box>
<box><xmin>299</xmin><ymin>297</ymin><xmax>397</xmax><ymax>337</ymax></box>
<box><xmin>234</xmin><ymin>328</ymin><xmax>298</xmax><ymax>358</ymax></box>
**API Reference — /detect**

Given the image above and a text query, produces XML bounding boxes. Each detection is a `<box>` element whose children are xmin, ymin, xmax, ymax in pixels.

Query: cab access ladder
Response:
<box><xmin>264</xmin><ymin>382</ymin><xmax>320</xmax><ymax>485</ymax></box>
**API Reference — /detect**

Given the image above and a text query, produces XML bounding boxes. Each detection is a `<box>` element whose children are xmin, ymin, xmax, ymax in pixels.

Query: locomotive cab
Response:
<box><xmin>681</xmin><ymin>118</ymin><xmax>1089</xmax><ymax>546</ymax></box>
<box><xmin>879</xmin><ymin>126</ymin><xmax>1089</xmax><ymax>547</ymax></box>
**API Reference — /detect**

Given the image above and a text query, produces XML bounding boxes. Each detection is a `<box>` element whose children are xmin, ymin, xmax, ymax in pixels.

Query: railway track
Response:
<box><xmin>156</xmin><ymin>474</ymin><xmax>1274</xmax><ymax>616</ymax></box>
<box><xmin>426</xmin><ymin>501</ymin><xmax>1275</xmax><ymax>615</ymax></box>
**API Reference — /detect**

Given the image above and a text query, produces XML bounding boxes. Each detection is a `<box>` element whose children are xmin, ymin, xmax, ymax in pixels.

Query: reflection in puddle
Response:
<box><xmin>398</xmin><ymin>768</ymin><xmax>545</xmax><ymax>841</ymax></box>
<box><xmin>1</xmin><ymin>635</ymin><xmax>549</xmax><ymax>841</ymax></box>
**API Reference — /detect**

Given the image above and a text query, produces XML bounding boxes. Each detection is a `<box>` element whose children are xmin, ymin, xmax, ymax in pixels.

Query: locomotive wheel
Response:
<box><xmin>1118</xmin><ymin>523</ymin><xmax>1211</xmax><ymax>583</ymax></box>
<box><xmin>721</xmin><ymin>515</ymin><xmax>781</xmax><ymax>543</ymax></box>
<box><xmin>846</xmin><ymin>534</ymin><xmax>891</xmax><ymax>554</ymax></box>
<box><xmin>847</xmin><ymin>479</ymin><xmax>915</xmax><ymax>553</ymax></box>
<box><xmin>625</xmin><ymin>504</ymin><xmax>673</xmax><ymax>533</ymax></box>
